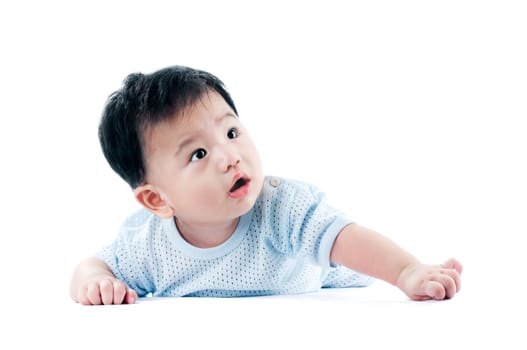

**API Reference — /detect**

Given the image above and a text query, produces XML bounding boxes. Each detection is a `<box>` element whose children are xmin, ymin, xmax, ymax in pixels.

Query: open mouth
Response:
<box><xmin>230</xmin><ymin>177</ymin><xmax>248</xmax><ymax>193</ymax></box>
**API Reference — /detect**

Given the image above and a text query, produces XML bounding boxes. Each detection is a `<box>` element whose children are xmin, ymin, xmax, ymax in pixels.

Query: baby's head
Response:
<box><xmin>99</xmin><ymin>65</ymin><xmax>264</xmax><ymax>222</ymax></box>
<box><xmin>99</xmin><ymin>65</ymin><xmax>238</xmax><ymax>189</ymax></box>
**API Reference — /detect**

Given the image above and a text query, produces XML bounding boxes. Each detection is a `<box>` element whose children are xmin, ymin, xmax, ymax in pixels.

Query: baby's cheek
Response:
<box><xmin>194</xmin><ymin>185</ymin><xmax>224</xmax><ymax>207</ymax></box>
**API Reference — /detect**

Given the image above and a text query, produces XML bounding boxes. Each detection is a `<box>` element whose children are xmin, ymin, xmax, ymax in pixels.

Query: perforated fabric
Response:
<box><xmin>95</xmin><ymin>176</ymin><xmax>373</xmax><ymax>297</ymax></box>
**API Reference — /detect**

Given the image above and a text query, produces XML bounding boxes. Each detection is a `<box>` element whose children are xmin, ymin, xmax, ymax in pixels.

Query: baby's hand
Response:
<box><xmin>396</xmin><ymin>258</ymin><xmax>463</xmax><ymax>301</ymax></box>
<box><xmin>78</xmin><ymin>276</ymin><xmax>138</xmax><ymax>305</ymax></box>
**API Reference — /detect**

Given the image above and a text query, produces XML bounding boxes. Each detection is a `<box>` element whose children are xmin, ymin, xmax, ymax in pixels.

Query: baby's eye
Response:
<box><xmin>190</xmin><ymin>148</ymin><xmax>207</xmax><ymax>162</ymax></box>
<box><xmin>227</xmin><ymin>127</ymin><xmax>239</xmax><ymax>139</ymax></box>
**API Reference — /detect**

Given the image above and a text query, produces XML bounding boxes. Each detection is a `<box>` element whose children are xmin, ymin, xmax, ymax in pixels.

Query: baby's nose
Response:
<box><xmin>215</xmin><ymin>144</ymin><xmax>241</xmax><ymax>172</ymax></box>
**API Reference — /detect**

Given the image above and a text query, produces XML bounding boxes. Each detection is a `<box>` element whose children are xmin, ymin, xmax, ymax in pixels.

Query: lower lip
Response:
<box><xmin>228</xmin><ymin>181</ymin><xmax>250</xmax><ymax>199</ymax></box>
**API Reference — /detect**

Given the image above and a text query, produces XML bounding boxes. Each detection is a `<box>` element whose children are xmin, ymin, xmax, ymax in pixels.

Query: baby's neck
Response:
<box><xmin>174</xmin><ymin>217</ymin><xmax>240</xmax><ymax>248</ymax></box>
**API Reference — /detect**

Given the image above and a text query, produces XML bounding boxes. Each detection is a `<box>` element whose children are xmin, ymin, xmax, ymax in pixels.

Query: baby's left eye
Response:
<box><xmin>227</xmin><ymin>128</ymin><xmax>239</xmax><ymax>139</ymax></box>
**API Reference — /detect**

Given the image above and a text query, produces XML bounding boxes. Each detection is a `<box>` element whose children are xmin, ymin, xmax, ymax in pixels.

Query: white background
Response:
<box><xmin>1</xmin><ymin>0</ymin><xmax>526</xmax><ymax>348</ymax></box>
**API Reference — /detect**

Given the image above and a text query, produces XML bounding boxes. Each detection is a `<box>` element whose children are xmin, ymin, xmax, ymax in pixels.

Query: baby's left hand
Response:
<box><xmin>396</xmin><ymin>258</ymin><xmax>463</xmax><ymax>301</ymax></box>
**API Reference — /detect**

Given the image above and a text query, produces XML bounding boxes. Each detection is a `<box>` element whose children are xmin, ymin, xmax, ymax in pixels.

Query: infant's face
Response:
<box><xmin>142</xmin><ymin>91</ymin><xmax>264</xmax><ymax>225</ymax></box>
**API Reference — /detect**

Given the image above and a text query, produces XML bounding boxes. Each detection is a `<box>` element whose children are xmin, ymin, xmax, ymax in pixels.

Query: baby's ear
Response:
<box><xmin>134</xmin><ymin>184</ymin><xmax>174</xmax><ymax>218</ymax></box>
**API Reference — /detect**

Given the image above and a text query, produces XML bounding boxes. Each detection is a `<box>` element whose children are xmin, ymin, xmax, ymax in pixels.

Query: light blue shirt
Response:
<box><xmin>96</xmin><ymin>176</ymin><xmax>373</xmax><ymax>297</ymax></box>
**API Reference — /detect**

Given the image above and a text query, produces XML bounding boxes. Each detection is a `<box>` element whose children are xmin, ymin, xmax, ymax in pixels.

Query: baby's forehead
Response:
<box><xmin>174</xmin><ymin>89</ymin><xmax>231</xmax><ymax>117</ymax></box>
<box><xmin>142</xmin><ymin>91</ymin><xmax>237</xmax><ymax>142</ymax></box>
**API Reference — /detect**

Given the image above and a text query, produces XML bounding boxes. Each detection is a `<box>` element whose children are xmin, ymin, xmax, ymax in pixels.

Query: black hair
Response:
<box><xmin>98</xmin><ymin>65</ymin><xmax>238</xmax><ymax>189</ymax></box>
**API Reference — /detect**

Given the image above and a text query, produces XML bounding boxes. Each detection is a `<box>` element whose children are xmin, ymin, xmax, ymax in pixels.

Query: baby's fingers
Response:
<box><xmin>100</xmin><ymin>279</ymin><xmax>136</xmax><ymax>305</ymax></box>
<box><xmin>124</xmin><ymin>288</ymin><xmax>138</xmax><ymax>304</ymax></box>
<box><xmin>100</xmin><ymin>279</ymin><xmax>120</xmax><ymax>305</ymax></box>
<box><xmin>78</xmin><ymin>279</ymin><xmax>135</xmax><ymax>305</ymax></box>
<box><xmin>441</xmin><ymin>258</ymin><xmax>463</xmax><ymax>275</ymax></box>
<box><xmin>424</xmin><ymin>281</ymin><xmax>446</xmax><ymax>300</ymax></box>
<box><xmin>424</xmin><ymin>271</ymin><xmax>460</xmax><ymax>300</ymax></box>
<box><xmin>444</xmin><ymin>267</ymin><xmax>462</xmax><ymax>294</ymax></box>
<box><xmin>111</xmin><ymin>281</ymin><xmax>128</xmax><ymax>304</ymax></box>
<box><xmin>80</xmin><ymin>281</ymin><xmax>103</xmax><ymax>305</ymax></box>
<box><xmin>112</xmin><ymin>281</ymin><xmax>138</xmax><ymax>304</ymax></box>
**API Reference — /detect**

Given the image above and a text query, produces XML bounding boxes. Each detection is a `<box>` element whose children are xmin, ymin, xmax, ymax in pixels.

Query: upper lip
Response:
<box><xmin>229</xmin><ymin>172</ymin><xmax>250</xmax><ymax>192</ymax></box>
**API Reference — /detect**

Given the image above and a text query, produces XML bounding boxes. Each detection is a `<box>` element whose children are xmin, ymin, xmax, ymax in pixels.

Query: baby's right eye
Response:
<box><xmin>190</xmin><ymin>148</ymin><xmax>207</xmax><ymax>162</ymax></box>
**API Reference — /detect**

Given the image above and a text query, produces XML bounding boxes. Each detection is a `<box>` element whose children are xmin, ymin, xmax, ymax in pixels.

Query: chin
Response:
<box><xmin>238</xmin><ymin>196</ymin><xmax>258</xmax><ymax>216</ymax></box>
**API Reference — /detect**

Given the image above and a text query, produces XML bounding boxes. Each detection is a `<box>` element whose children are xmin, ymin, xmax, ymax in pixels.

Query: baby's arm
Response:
<box><xmin>69</xmin><ymin>257</ymin><xmax>138</xmax><ymax>305</ymax></box>
<box><xmin>330</xmin><ymin>224</ymin><xmax>462</xmax><ymax>301</ymax></box>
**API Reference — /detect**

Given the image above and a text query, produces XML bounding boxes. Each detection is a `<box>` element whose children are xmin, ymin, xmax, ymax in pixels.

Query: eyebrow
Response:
<box><xmin>174</xmin><ymin>112</ymin><xmax>237</xmax><ymax>157</ymax></box>
<box><xmin>174</xmin><ymin>135</ymin><xmax>198</xmax><ymax>158</ymax></box>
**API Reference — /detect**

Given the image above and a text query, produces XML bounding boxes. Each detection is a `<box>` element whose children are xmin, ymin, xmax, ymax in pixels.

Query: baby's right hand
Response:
<box><xmin>78</xmin><ymin>277</ymin><xmax>138</xmax><ymax>305</ymax></box>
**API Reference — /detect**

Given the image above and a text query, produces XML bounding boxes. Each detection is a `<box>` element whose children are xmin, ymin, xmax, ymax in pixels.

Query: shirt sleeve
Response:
<box><xmin>268</xmin><ymin>178</ymin><xmax>353</xmax><ymax>269</ymax></box>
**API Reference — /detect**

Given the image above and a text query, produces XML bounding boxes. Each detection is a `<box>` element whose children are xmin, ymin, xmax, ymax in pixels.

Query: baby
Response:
<box><xmin>70</xmin><ymin>65</ymin><xmax>462</xmax><ymax>305</ymax></box>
